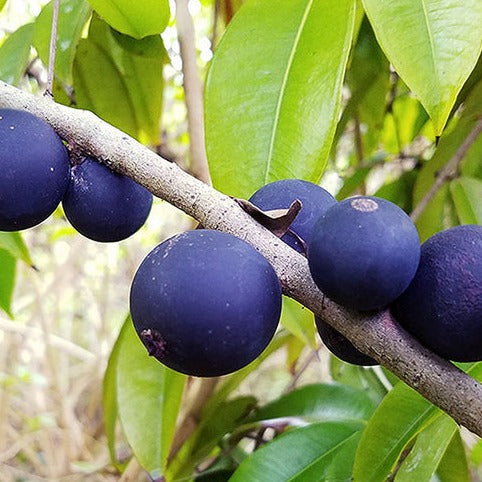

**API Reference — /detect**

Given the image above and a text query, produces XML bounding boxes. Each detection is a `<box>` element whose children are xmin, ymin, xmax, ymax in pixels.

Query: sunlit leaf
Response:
<box><xmin>353</xmin><ymin>382</ymin><xmax>440</xmax><ymax>482</ymax></box>
<box><xmin>0</xmin><ymin>23</ymin><xmax>34</xmax><ymax>86</ymax></box>
<box><xmin>450</xmin><ymin>177</ymin><xmax>482</xmax><ymax>224</ymax></box>
<box><xmin>0</xmin><ymin>231</ymin><xmax>33</xmax><ymax>266</ymax></box>
<box><xmin>436</xmin><ymin>429</ymin><xmax>470</xmax><ymax>482</ymax></box>
<box><xmin>0</xmin><ymin>249</ymin><xmax>16</xmax><ymax>317</ymax></box>
<box><xmin>230</xmin><ymin>421</ymin><xmax>363</xmax><ymax>481</ymax></box>
<box><xmin>116</xmin><ymin>317</ymin><xmax>186</xmax><ymax>478</ymax></box>
<box><xmin>362</xmin><ymin>0</ymin><xmax>482</xmax><ymax>134</ymax></box>
<box><xmin>394</xmin><ymin>415</ymin><xmax>458</xmax><ymax>482</ymax></box>
<box><xmin>73</xmin><ymin>16</ymin><xmax>165</xmax><ymax>144</ymax></box>
<box><xmin>280</xmin><ymin>297</ymin><xmax>316</xmax><ymax>348</ymax></box>
<box><xmin>85</xmin><ymin>0</ymin><xmax>170</xmax><ymax>38</ymax></box>
<box><xmin>206</xmin><ymin>0</ymin><xmax>356</xmax><ymax>198</ymax></box>
<box><xmin>248</xmin><ymin>383</ymin><xmax>376</xmax><ymax>424</ymax></box>
<box><xmin>33</xmin><ymin>0</ymin><xmax>91</xmax><ymax>84</ymax></box>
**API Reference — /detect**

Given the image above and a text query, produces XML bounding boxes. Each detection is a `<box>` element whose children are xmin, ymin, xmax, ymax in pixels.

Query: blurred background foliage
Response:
<box><xmin>0</xmin><ymin>0</ymin><xmax>481</xmax><ymax>480</ymax></box>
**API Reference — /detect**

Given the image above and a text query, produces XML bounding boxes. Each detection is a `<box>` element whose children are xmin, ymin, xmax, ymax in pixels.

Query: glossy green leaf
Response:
<box><xmin>85</xmin><ymin>0</ymin><xmax>170</xmax><ymax>38</ymax></box>
<box><xmin>205</xmin><ymin>0</ymin><xmax>356</xmax><ymax>198</ymax></box>
<box><xmin>0</xmin><ymin>231</ymin><xmax>33</xmax><ymax>266</ymax></box>
<box><xmin>171</xmin><ymin>396</ymin><xmax>256</xmax><ymax>480</ymax></box>
<box><xmin>353</xmin><ymin>382</ymin><xmax>440</xmax><ymax>482</ymax></box>
<box><xmin>374</xmin><ymin>170</ymin><xmax>418</xmax><ymax>213</ymax></box>
<box><xmin>248</xmin><ymin>383</ymin><xmax>376</xmax><ymax>424</ymax></box>
<box><xmin>168</xmin><ymin>332</ymin><xmax>292</xmax><ymax>479</ymax></box>
<box><xmin>330</xmin><ymin>359</ymin><xmax>388</xmax><ymax>404</ymax></box>
<box><xmin>0</xmin><ymin>249</ymin><xmax>16</xmax><ymax>317</ymax></box>
<box><xmin>450</xmin><ymin>177</ymin><xmax>482</xmax><ymax>224</ymax></box>
<box><xmin>0</xmin><ymin>23</ymin><xmax>34</xmax><ymax>86</ymax></box>
<box><xmin>362</xmin><ymin>0</ymin><xmax>482</xmax><ymax>134</ymax></box>
<box><xmin>33</xmin><ymin>0</ymin><xmax>91</xmax><ymax>85</ymax></box>
<box><xmin>394</xmin><ymin>415</ymin><xmax>458</xmax><ymax>482</ymax></box>
<box><xmin>230</xmin><ymin>421</ymin><xmax>363</xmax><ymax>482</ymax></box>
<box><xmin>116</xmin><ymin>317</ymin><xmax>186</xmax><ymax>478</ymax></box>
<box><xmin>102</xmin><ymin>317</ymin><xmax>127</xmax><ymax>469</ymax></box>
<box><xmin>412</xmin><ymin>80</ymin><xmax>482</xmax><ymax>237</ymax></box>
<box><xmin>279</xmin><ymin>297</ymin><xmax>316</xmax><ymax>348</ymax></box>
<box><xmin>436</xmin><ymin>430</ymin><xmax>470</xmax><ymax>482</ymax></box>
<box><xmin>73</xmin><ymin>16</ymin><xmax>165</xmax><ymax>144</ymax></box>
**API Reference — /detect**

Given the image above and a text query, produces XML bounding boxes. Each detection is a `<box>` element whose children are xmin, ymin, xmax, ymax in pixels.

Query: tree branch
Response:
<box><xmin>410</xmin><ymin>117</ymin><xmax>482</xmax><ymax>222</ymax></box>
<box><xmin>176</xmin><ymin>0</ymin><xmax>211</xmax><ymax>185</ymax></box>
<box><xmin>1</xmin><ymin>81</ymin><xmax>481</xmax><ymax>436</ymax></box>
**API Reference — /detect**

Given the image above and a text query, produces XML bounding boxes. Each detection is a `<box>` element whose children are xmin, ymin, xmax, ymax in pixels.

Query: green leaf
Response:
<box><xmin>0</xmin><ymin>231</ymin><xmax>33</xmax><ymax>266</ymax></box>
<box><xmin>436</xmin><ymin>430</ymin><xmax>470</xmax><ymax>482</ymax></box>
<box><xmin>336</xmin><ymin>166</ymin><xmax>372</xmax><ymax>200</ymax></box>
<box><xmin>73</xmin><ymin>16</ymin><xmax>165</xmax><ymax>144</ymax></box>
<box><xmin>171</xmin><ymin>396</ymin><xmax>256</xmax><ymax>480</ymax></box>
<box><xmin>229</xmin><ymin>421</ymin><xmax>363</xmax><ymax>482</ymax></box>
<box><xmin>0</xmin><ymin>23</ymin><xmax>34</xmax><ymax>86</ymax></box>
<box><xmin>330</xmin><ymin>359</ymin><xmax>388</xmax><ymax>404</ymax></box>
<box><xmin>374</xmin><ymin>170</ymin><xmax>418</xmax><ymax>213</ymax></box>
<box><xmin>394</xmin><ymin>415</ymin><xmax>458</xmax><ymax>482</ymax></box>
<box><xmin>352</xmin><ymin>382</ymin><xmax>440</xmax><ymax>482</ymax></box>
<box><xmin>33</xmin><ymin>0</ymin><xmax>91</xmax><ymax>85</ymax></box>
<box><xmin>103</xmin><ymin>317</ymin><xmax>127</xmax><ymax>469</ymax></box>
<box><xmin>168</xmin><ymin>331</ymin><xmax>292</xmax><ymax>480</ymax></box>
<box><xmin>85</xmin><ymin>0</ymin><xmax>170</xmax><ymax>38</ymax></box>
<box><xmin>279</xmin><ymin>297</ymin><xmax>316</xmax><ymax>348</ymax></box>
<box><xmin>0</xmin><ymin>0</ymin><xmax>6</xmax><ymax>12</ymax></box>
<box><xmin>450</xmin><ymin>177</ymin><xmax>482</xmax><ymax>224</ymax></box>
<box><xmin>412</xmin><ymin>80</ymin><xmax>482</xmax><ymax>237</ymax></box>
<box><xmin>116</xmin><ymin>317</ymin><xmax>186</xmax><ymax>478</ymax></box>
<box><xmin>248</xmin><ymin>383</ymin><xmax>376</xmax><ymax>424</ymax></box>
<box><xmin>361</xmin><ymin>0</ymin><xmax>482</xmax><ymax>134</ymax></box>
<box><xmin>205</xmin><ymin>0</ymin><xmax>356</xmax><ymax>198</ymax></box>
<box><xmin>0</xmin><ymin>249</ymin><xmax>16</xmax><ymax>317</ymax></box>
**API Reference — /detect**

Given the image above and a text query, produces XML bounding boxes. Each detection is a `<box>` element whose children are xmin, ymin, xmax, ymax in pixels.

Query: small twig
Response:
<box><xmin>284</xmin><ymin>347</ymin><xmax>321</xmax><ymax>393</ymax></box>
<box><xmin>176</xmin><ymin>0</ymin><xmax>211</xmax><ymax>185</ymax></box>
<box><xmin>410</xmin><ymin>117</ymin><xmax>482</xmax><ymax>222</ymax></box>
<box><xmin>168</xmin><ymin>377</ymin><xmax>219</xmax><ymax>462</ymax></box>
<box><xmin>44</xmin><ymin>0</ymin><xmax>61</xmax><ymax>98</ymax></box>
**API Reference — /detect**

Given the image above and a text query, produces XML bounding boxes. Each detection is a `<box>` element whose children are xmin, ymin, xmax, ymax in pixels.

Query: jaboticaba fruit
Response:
<box><xmin>0</xmin><ymin>109</ymin><xmax>70</xmax><ymax>231</ymax></box>
<box><xmin>391</xmin><ymin>225</ymin><xmax>482</xmax><ymax>362</ymax></box>
<box><xmin>315</xmin><ymin>317</ymin><xmax>378</xmax><ymax>366</ymax></box>
<box><xmin>249</xmin><ymin>179</ymin><xmax>336</xmax><ymax>252</ymax></box>
<box><xmin>62</xmin><ymin>157</ymin><xmax>153</xmax><ymax>242</ymax></box>
<box><xmin>129</xmin><ymin>229</ymin><xmax>282</xmax><ymax>377</ymax></box>
<box><xmin>308</xmin><ymin>196</ymin><xmax>420</xmax><ymax>311</ymax></box>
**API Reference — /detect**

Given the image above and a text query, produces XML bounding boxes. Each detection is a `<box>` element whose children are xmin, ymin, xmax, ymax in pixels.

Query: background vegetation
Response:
<box><xmin>0</xmin><ymin>0</ymin><xmax>481</xmax><ymax>480</ymax></box>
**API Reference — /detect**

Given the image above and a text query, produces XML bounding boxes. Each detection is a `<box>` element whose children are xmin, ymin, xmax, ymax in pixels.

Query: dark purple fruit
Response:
<box><xmin>0</xmin><ymin>109</ymin><xmax>70</xmax><ymax>231</ymax></box>
<box><xmin>308</xmin><ymin>196</ymin><xmax>420</xmax><ymax>311</ymax></box>
<box><xmin>62</xmin><ymin>157</ymin><xmax>152</xmax><ymax>242</ymax></box>
<box><xmin>129</xmin><ymin>229</ymin><xmax>282</xmax><ymax>377</ymax></box>
<box><xmin>249</xmin><ymin>179</ymin><xmax>336</xmax><ymax>252</ymax></box>
<box><xmin>315</xmin><ymin>317</ymin><xmax>378</xmax><ymax>366</ymax></box>
<box><xmin>391</xmin><ymin>225</ymin><xmax>482</xmax><ymax>362</ymax></box>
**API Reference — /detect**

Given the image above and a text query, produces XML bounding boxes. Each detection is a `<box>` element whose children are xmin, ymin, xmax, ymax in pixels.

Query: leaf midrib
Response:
<box><xmin>264</xmin><ymin>0</ymin><xmax>314</xmax><ymax>183</ymax></box>
<box><xmin>419</xmin><ymin>0</ymin><xmax>439</xmax><ymax>98</ymax></box>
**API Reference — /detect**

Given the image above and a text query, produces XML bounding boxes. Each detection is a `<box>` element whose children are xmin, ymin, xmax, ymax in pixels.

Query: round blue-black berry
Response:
<box><xmin>0</xmin><ymin>109</ymin><xmax>70</xmax><ymax>231</ymax></box>
<box><xmin>130</xmin><ymin>230</ymin><xmax>282</xmax><ymax>377</ymax></box>
<box><xmin>308</xmin><ymin>196</ymin><xmax>420</xmax><ymax>311</ymax></box>
<box><xmin>391</xmin><ymin>225</ymin><xmax>482</xmax><ymax>362</ymax></box>
<box><xmin>62</xmin><ymin>157</ymin><xmax>152</xmax><ymax>242</ymax></box>
<box><xmin>249</xmin><ymin>179</ymin><xmax>336</xmax><ymax>252</ymax></box>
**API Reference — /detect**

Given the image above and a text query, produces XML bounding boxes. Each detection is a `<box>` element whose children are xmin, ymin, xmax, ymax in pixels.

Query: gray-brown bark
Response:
<box><xmin>1</xmin><ymin>81</ymin><xmax>481</xmax><ymax>436</ymax></box>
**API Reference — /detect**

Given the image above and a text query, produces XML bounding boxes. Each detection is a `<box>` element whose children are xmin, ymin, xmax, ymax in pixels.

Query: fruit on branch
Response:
<box><xmin>308</xmin><ymin>196</ymin><xmax>420</xmax><ymax>311</ymax></box>
<box><xmin>130</xmin><ymin>229</ymin><xmax>282</xmax><ymax>377</ymax></box>
<box><xmin>0</xmin><ymin>109</ymin><xmax>70</xmax><ymax>231</ymax></box>
<box><xmin>391</xmin><ymin>225</ymin><xmax>482</xmax><ymax>362</ymax></box>
<box><xmin>249</xmin><ymin>179</ymin><xmax>336</xmax><ymax>252</ymax></box>
<box><xmin>62</xmin><ymin>157</ymin><xmax>153</xmax><ymax>242</ymax></box>
<box><xmin>315</xmin><ymin>317</ymin><xmax>378</xmax><ymax>366</ymax></box>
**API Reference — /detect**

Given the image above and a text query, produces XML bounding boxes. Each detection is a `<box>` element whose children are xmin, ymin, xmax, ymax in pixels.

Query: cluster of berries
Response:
<box><xmin>0</xmin><ymin>109</ymin><xmax>152</xmax><ymax>241</ymax></box>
